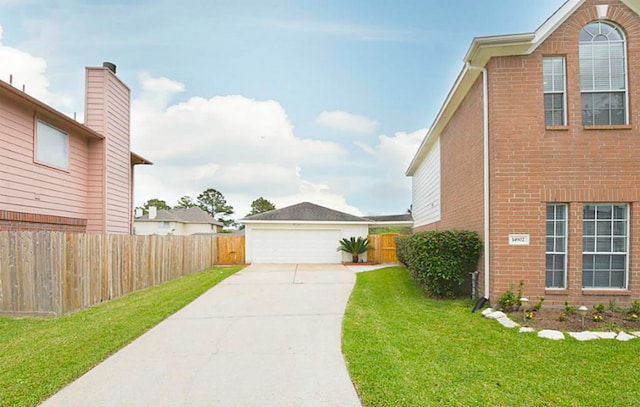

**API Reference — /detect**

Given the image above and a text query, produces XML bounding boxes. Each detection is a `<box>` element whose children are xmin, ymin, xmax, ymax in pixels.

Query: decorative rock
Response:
<box><xmin>593</xmin><ymin>332</ymin><xmax>617</xmax><ymax>339</ymax></box>
<box><xmin>481</xmin><ymin>308</ymin><xmax>494</xmax><ymax>316</ymax></box>
<box><xmin>485</xmin><ymin>311</ymin><xmax>506</xmax><ymax>320</ymax></box>
<box><xmin>519</xmin><ymin>327</ymin><xmax>535</xmax><ymax>333</ymax></box>
<box><xmin>616</xmin><ymin>332</ymin><xmax>636</xmax><ymax>342</ymax></box>
<box><xmin>568</xmin><ymin>331</ymin><xmax>599</xmax><ymax>341</ymax></box>
<box><xmin>538</xmin><ymin>330</ymin><xmax>565</xmax><ymax>340</ymax></box>
<box><xmin>496</xmin><ymin>316</ymin><xmax>519</xmax><ymax>328</ymax></box>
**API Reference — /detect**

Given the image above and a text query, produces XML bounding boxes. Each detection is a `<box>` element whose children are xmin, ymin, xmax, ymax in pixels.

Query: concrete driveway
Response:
<box><xmin>40</xmin><ymin>264</ymin><xmax>362</xmax><ymax>407</ymax></box>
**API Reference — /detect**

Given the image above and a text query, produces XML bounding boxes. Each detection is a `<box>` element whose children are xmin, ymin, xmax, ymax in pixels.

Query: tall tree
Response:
<box><xmin>246</xmin><ymin>197</ymin><xmax>276</xmax><ymax>217</ymax></box>
<box><xmin>138</xmin><ymin>198</ymin><xmax>171</xmax><ymax>215</ymax></box>
<box><xmin>175</xmin><ymin>195</ymin><xmax>197</xmax><ymax>209</ymax></box>
<box><xmin>197</xmin><ymin>188</ymin><xmax>234</xmax><ymax>226</ymax></box>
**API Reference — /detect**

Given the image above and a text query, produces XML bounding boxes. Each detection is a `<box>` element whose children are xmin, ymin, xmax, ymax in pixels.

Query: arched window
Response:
<box><xmin>579</xmin><ymin>21</ymin><xmax>627</xmax><ymax>125</ymax></box>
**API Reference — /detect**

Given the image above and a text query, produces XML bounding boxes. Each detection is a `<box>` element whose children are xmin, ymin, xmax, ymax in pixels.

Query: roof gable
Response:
<box><xmin>241</xmin><ymin>202</ymin><xmax>370</xmax><ymax>223</ymax></box>
<box><xmin>406</xmin><ymin>0</ymin><xmax>640</xmax><ymax>176</ymax></box>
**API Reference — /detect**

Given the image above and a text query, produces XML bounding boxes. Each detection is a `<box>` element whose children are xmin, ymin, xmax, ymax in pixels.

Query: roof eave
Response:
<box><xmin>240</xmin><ymin>220</ymin><xmax>373</xmax><ymax>225</ymax></box>
<box><xmin>131</xmin><ymin>152</ymin><xmax>153</xmax><ymax>165</ymax></box>
<box><xmin>370</xmin><ymin>221</ymin><xmax>414</xmax><ymax>227</ymax></box>
<box><xmin>406</xmin><ymin>1</ymin><xmax>591</xmax><ymax>176</ymax></box>
<box><xmin>0</xmin><ymin>79</ymin><xmax>104</xmax><ymax>141</ymax></box>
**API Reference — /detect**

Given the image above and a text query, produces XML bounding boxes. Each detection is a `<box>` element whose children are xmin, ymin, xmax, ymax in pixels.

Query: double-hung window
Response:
<box><xmin>582</xmin><ymin>204</ymin><xmax>628</xmax><ymax>288</ymax></box>
<box><xmin>579</xmin><ymin>21</ymin><xmax>627</xmax><ymax>125</ymax></box>
<box><xmin>546</xmin><ymin>204</ymin><xmax>567</xmax><ymax>288</ymax></box>
<box><xmin>543</xmin><ymin>57</ymin><xmax>566</xmax><ymax>126</ymax></box>
<box><xmin>36</xmin><ymin>120</ymin><xmax>69</xmax><ymax>169</ymax></box>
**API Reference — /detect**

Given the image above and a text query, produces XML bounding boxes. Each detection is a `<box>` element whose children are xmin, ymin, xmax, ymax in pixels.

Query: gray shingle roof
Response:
<box><xmin>136</xmin><ymin>207</ymin><xmax>223</xmax><ymax>226</ymax></box>
<box><xmin>241</xmin><ymin>202</ymin><xmax>370</xmax><ymax>222</ymax></box>
<box><xmin>365</xmin><ymin>214</ymin><xmax>413</xmax><ymax>222</ymax></box>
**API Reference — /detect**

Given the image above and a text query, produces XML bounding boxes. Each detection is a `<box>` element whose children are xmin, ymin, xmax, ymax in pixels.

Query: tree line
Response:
<box><xmin>137</xmin><ymin>188</ymin><xmax>276</xmax><ymax>228</ymax></box>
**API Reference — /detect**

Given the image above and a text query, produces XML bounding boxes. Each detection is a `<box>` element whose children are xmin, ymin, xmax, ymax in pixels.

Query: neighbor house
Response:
<box><xmin>240</xmin><ymin>202</ymin><xmax>413</xmax><ymax>264</ymax></box>
<box><xmin>0</xmin><ymin>62</ymin><xmax>151</xmax><ymax>233</ymax></box>
<box><xmin>407</xmin><ymin>0</ymin><xmax>640</xmax><ymax>306</ymax></box>
<box><xmin>134</xmin><ymin>207</ymin><xmax>223</xmax><ymax>235</ymax></box>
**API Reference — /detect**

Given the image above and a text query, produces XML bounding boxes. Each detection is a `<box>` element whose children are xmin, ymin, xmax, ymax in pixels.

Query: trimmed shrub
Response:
<box><xmin>401</xmin><ymin>230</ymin><xmax>482</xmax><ymax>298</ymax></box>
<box><xmin>395</xmin><ymin>235</ymin><xmax>412</xmax><ymax>267</ymax></box>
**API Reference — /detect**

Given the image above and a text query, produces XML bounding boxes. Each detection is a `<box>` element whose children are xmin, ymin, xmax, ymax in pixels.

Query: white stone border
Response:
<box><xmin>481</xmin><ymin>308</ymin><xmax>640</xmax><ymax>341</ymax></box>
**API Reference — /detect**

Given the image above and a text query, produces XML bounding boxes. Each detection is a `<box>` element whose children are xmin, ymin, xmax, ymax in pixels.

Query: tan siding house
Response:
<box><xmin>0</xmin><ymin>62</ymin><xmax>151</xmax><ymax>234</ymax></box>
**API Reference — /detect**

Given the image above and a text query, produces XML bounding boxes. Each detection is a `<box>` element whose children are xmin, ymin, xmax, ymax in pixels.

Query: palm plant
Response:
<box><xmin>337</xmin><ymin>236</ymin><xmax>373</xmax><ymax>263</ymax></box>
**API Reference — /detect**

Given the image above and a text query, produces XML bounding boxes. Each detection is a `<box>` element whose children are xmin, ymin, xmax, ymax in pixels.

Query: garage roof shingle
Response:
<box><xmin>241</xmin><ymin>202</ymin><xmax>369</xmax><ymax>222</ymax></box>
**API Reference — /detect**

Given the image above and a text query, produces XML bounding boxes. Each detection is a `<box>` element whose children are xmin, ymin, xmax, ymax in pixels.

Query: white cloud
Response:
<box><xmin>0</xmin><ymin>25</ymin><xmax>74</xmax><ymax>111</ymax></box>
<box><xmin>316</xmin><ymin>110</ymin><xmax>379</xmax><ymax>134</ymax></box>
<box><xmin>357</xmin><ymin>128</ymin><xmax>426</xmax><ymax>173</ymax></box>
<box><xmin>131</xmin><ymin>73</ymin><xmax>359</xmax><ymax>218</ymax></box>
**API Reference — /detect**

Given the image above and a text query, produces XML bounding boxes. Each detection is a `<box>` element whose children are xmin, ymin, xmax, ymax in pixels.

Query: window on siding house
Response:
<box><xmin>579</xmin><ymin>21</ymin><xmax>627</xmax><ymax>125</ymax></box>
<box><xmin>543</xmin><ymin>57</ymin><xmax>566</xmax><ymax>126</ymax></box>
<box><xmin>36</xmin><ymin>120</ymin><xmax>69</xmax><ymax>168</ymax></box>
<box><xmin>582</xmin><ymin>204</ymin><xmax>628</xmax><ymax>289</ymax></box>
<box><xmin>546</xmin><ymin>204</ymin><xmax>567</xmax><ymax>288</ymax></box>
<box><xmin>160</xmin><ymin>221</ymin><xmax>170</xmax><ymax>229</ymax></box>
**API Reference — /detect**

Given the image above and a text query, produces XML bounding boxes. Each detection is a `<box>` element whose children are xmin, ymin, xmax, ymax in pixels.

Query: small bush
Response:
<box><xmin>395</xmin><ymin>235</ymin><xmax>412</xmax><ymax>267</ymax></box>
<box><xmin>399</xmin><ymin>230</ymin><xmax>482</xmax><ymax>297</ymax></box>
<box><xmin>564</xmin><ymin>301</ymin><xmax>577</xmax><ymax>315</ymax></box>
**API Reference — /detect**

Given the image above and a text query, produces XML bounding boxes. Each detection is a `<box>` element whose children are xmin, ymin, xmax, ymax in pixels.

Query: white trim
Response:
<box><xmin>406</xmin><ymin>0</ymin><xmax>640</xmax><ymax>174</ymax></box>
<box><xmin>241</xmin><ymin>220</ymin><xmax>373</xmax><ymax>225</ymax></box>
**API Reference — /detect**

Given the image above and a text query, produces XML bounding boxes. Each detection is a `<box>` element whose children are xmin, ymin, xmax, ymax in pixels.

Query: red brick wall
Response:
<box><xmin>486</xmin><ymin>0</ymin><xmax>640</xmax><ymax>306</ymax></box>
<box><xmin>0</xmin><ymin>210</ymin><xmax>86</xmax><ymax>232</ymax></box>
<box><xmin>415</xmin><ymin>77</ymin><xmax>486</xmax><ymax>285</ymax></box>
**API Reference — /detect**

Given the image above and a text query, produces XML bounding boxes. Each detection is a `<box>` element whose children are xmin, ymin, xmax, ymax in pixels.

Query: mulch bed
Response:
<box><xmin>503</xmin><ymin>308</ymin><xmax>640</xmax><ymax>332</ymax></box>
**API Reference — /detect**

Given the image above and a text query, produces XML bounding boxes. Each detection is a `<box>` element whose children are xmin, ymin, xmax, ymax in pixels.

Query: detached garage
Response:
<box><xmin>240</xmin><ymin>202</ymin><xmax>372</xmax><ymax>264</ymax></box>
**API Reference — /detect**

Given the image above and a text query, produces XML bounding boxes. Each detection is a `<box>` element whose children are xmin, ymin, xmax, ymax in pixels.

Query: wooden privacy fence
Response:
<box><xmin>0</xmin><ymin>232</ymin><xmax>245</xmax><ymax>317</ymax></box>
<box><xmin>367</xmin><ymin>233</ymin><xmax>401</xmax><ymax>264</ymax></box>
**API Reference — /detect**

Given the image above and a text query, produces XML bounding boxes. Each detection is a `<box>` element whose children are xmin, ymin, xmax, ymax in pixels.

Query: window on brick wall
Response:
<box><xmin>546</xmin><ymin>204</ymin><xmax>567</xmax><ymax>288</ymax></box>
<box><xmin>579</xmin><ymin>21</ymin><xmax>627</xmax><ymax>125</ymax></box>
<box><xmin>583</xmin><ymin>204</ymin><xmax>628</xmax><ymax>289</ymax></box>
<box><xmin>36</xmin><ymin>120</ymin><xmax>69</xmax><ymax>168</ymax></box>
<box><xmin>543</xmin><ymin>57</ymin><xmax>566</xmax><ymax>126</ymax></box>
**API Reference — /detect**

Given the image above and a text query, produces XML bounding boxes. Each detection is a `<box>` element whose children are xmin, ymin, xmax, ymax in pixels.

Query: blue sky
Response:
<box><xmin>0</xmin><ymin>0</ymin><xmax>565</xmax><ymax>218</ymax></box>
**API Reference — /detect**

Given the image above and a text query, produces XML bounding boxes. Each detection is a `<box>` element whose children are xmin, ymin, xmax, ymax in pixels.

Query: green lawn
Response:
<box><xmin>0</xmin><ymin>265</ymin><xmax>242</xmax><ymax>407</ymax></box>
<box><xmin>342</xmin><ymin>266</ymin><xmax>640</xmax><ymax>406</ymax></box>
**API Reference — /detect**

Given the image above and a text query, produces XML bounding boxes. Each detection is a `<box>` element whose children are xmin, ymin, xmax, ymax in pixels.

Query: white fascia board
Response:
<box><xmin>623</xmin><ymin>0</ymin><xmax>640</xmax><ymax>16</ymax></box>
<box><xmin>528</xmin><ymin>0</ymin><xmax>585</xmax><ymax>53</ymax></box>
<box><xmin>406</xmin><ymin>64</ymin><xmax>469</xmax><ymax>176</ymax></box>
<box><xmin>464</xmin><ymin>32</ymin><xmax>535</xmax><ymax>65</ymax></box>
<box><xmin>407</xmin><ymin>1</ymin><xmax>589</xmax><ymax>177</ymax></box>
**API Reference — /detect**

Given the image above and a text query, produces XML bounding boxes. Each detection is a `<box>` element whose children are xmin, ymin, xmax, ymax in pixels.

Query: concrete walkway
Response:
<box><xmin>41</xmin><ymin>264</ymin><xmax>362</xmax><ymax>407</ymax></box>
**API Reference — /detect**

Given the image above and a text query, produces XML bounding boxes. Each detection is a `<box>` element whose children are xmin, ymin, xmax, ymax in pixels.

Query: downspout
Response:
<box><xmin>465</xmin><ymin>61</ymin><xmax>490</xmax><ymax>302</ymax></box>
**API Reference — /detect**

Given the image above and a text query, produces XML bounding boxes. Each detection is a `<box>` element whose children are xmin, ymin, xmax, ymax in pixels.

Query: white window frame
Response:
<box><xmin>582</xmin><ymin>203</ymin><xmax>629</xmax><ymax>289</ymax></box>
<box><xmin>546</xmin><ymin>204</ymin><xmax>567</xmax><ymax>288</ymax></box>
<box><xmin>579</xmin><ymin>21</ymin><xmax>628</xmax><ymax>126</ymax></box>
<box><xmin>35</xmin><ymin>120</ymin><xmax>69</xmax><ymax>169</ymax></box>
<box><xmin>543</xmin><ymin>57</ymin><xmax>567</xmax><ymax>126</ymax></box>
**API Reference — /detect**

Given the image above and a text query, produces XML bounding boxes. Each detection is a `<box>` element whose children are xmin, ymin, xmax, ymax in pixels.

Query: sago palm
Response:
<box><xmin>337</xmin><ymin>236</ymin><xmax>373</xmax><ymax>263</ymax></box>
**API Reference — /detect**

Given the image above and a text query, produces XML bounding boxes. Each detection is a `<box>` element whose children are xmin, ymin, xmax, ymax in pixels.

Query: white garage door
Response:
<box><xmin>251</xmin><ymin>229</ymin><xmax>342</xmax><ymax>263</ymax></box>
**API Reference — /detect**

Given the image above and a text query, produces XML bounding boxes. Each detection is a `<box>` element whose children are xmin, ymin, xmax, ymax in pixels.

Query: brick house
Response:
<box><xmin>407</xmin><ymin>0</ymin><xmax>640</xmax><ymax>307</ymax></box>
<box><xmin>0</xmin><ymin>63</ymin><xmax>151</xmax><ymax>233</ymax></box>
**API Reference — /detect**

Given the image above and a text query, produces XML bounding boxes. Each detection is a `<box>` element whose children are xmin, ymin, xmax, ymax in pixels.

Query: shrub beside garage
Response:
<box><xmin>395</xmin><ymin>230</ymin><xmax>482</xmax><ymax>298</ymax></box>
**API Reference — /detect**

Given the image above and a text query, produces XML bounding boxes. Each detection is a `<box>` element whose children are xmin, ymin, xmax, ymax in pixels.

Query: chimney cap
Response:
<box><xmin>102</xmin><ymin>62</ymin><xmax>117</xmax><ymax>74</ymax></box>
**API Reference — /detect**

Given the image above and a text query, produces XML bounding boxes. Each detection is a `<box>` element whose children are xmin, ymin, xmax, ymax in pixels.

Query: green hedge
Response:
<box><xmin>395</xmin><ymin>230</ymin><xmax>482</xmax><ymax>298</ymax></box>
